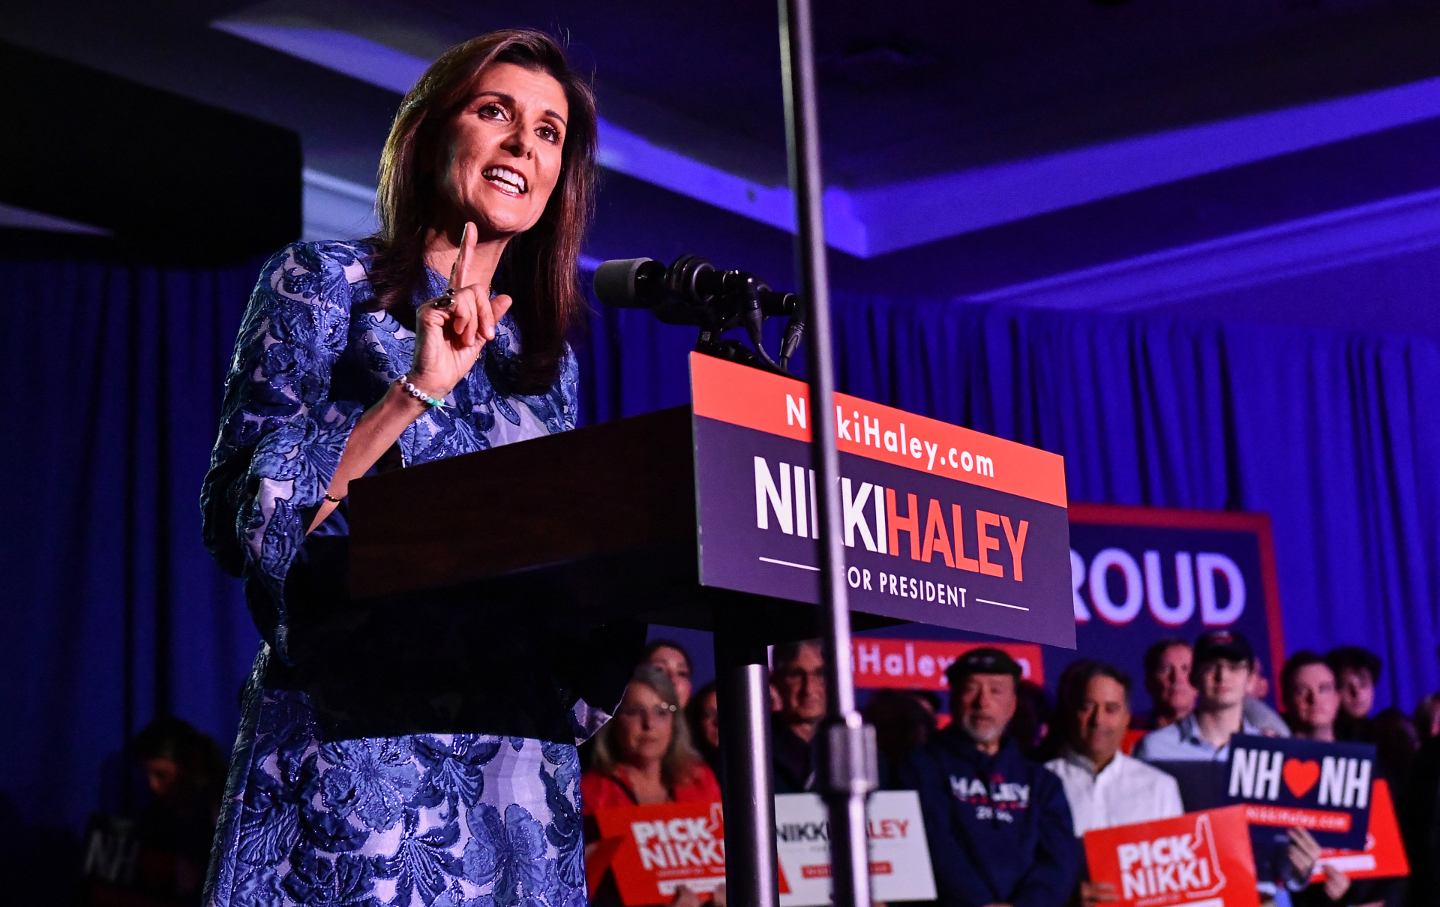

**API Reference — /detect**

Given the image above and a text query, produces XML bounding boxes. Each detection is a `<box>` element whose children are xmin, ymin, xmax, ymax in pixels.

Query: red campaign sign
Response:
<box><xmin>1084</xmin><ymin>806</ymin><xmax>1259</xmax><ymax>907</ymax></box>
<box><xmin>851</xmin><ymin>638</ymin><xmax>1045</xmax><ymax>690</ymax></box>
<box><xmin>590</xmin><ymin>801</ymin><xmax>726</xmax><ymax>906</ymax></box>
<box><xmin>1308</xmin><ymin>780</ymin><xmax>1410</xmax><ymax>883</ymax></box>
<box><xmin>691</xmin><ymin>352</ymin><xmax>1068</xmax><ymax>507</ymax></box>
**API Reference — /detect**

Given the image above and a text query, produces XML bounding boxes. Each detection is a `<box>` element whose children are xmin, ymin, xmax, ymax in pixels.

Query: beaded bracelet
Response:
<box><xmin>397</xmin><ymin>374</ymin><xmax>447</xmax><ymax>409</ymax></box>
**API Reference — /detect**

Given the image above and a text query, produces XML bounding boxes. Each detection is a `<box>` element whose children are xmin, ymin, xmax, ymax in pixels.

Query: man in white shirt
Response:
<box><xmin>1045</xmin><ymin>660</ymin><xmax>1184</xmax><ymax>837</ymax></box>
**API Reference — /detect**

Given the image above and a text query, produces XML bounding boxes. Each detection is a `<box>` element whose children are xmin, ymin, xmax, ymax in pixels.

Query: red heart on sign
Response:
<box><xmin>1283</xmin><ymin>759</ymin><xmax>1321</xmax><ymax>799</ymax></box>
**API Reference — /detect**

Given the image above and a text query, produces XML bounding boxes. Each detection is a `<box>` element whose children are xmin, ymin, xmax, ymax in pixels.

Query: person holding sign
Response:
<box><xmin>1134</xmin><ymin>631</ymin><xmax>1324</xmax><ymax>903</ymax></box>
<box><xmin>771</xmin><ymin>640</ymin><xmax>828</xmax><ymax>793</ymax></box>
<box><xmin>1281</xmin><ymin>653</ymin><xmax>1403</xmax><ymax>907</ymax></box>
<box><xmin>582</xmin><ymin>665</ymin><xmax>721</xmax><ymax>907</ymax></box>
<box><xmin>1046</xmin><ymin>661</ymin><xmax>1183</xmax><ymax>907</ymax></box>
<box><xmin>582</xmin><ymin>664</ymin><xmax>721</xmax><ymax>810</ymax></box>
<box><xmin>1047</xmin><ymin>660</ymin><xmax>1185</xmax><ymax>836</ymax></box>
<box><xmin>898</xmin><ymin>648</ymin><xmax>1081</xmax><ymax>907</ymax></box>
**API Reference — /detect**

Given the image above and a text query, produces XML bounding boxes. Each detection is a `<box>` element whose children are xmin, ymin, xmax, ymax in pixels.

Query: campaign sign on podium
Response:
<box><xmin>690</xmin><ymin>353</ymin><xmax>1075</xmax><ymax>648</ymax></box>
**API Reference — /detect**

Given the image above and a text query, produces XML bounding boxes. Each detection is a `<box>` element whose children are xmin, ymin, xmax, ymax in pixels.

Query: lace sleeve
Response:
<box><xmin>200</xmin><ymin>241</ymin><xmax>366</xmax><ymax>660</ymax></box>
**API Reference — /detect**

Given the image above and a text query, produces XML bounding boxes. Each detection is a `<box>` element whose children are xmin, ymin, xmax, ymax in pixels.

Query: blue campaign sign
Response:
<box><xmin>1150</xmin><ymin>736</ymin><xmax>1376</xmax><ymax>885</ymax></box>
<box><xmin>1055</xmin><ymin>505</ymin><xmax>1286</xmax><ymax>710</ymax></box>
<box><xmin>1224</xmin><ymin>734</ymin><xmax>1376</xmax><ymax>851</ymax></box>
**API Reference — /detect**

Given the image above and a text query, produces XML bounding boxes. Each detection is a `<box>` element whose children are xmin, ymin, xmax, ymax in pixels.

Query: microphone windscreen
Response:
<box><xmin>592</xmin><ymin>257</ymin><xmax>661</xmax><ymax>308</ymax></box>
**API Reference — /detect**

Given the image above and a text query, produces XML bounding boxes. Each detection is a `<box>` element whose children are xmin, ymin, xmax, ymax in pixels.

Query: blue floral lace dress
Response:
<box><xmin>201</xmin><ymin>241</ymin><xmax>639</xmax><ymax>907</ymax></box>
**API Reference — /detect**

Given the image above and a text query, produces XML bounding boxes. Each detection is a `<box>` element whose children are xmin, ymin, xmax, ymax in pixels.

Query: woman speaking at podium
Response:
<box><xmin>200</xmin><ymin>29</ymin><xmax>639</xmax><ymax>906</ymax></box>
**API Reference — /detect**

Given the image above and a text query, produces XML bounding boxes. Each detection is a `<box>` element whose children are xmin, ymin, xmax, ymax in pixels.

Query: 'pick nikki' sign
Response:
<box><xmin>1084</xmin><ymin>806</ymin><xmax>1259</xmax><ymax>907</ymax></box>
<box><xmin>1223</xmin><ymin>735</ymin><xmax>1376</xmax><ymax>851</ymax></box>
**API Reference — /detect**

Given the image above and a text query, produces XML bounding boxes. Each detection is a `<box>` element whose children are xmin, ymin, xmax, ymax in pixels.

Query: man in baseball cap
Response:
<box><xmin>898</xmin><ymin>647</ymin><xmax>1080</xmax><ymax>907</ymax></box>
<box><xmin>1135</xmin><ymin>629</ymin><xmax>1260</xmax><ymax>760</ymax></box>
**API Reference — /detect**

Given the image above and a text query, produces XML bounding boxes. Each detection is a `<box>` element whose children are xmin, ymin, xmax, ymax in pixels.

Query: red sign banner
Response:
<box><xmin>1308</xmin><ymin>780</ymin><xmax>1410</xmax><ymax>883</ymax></box>
<box><xmin>691</xmin><ymin>352</ymin><xmax>1067</xmax><ymax>507</ymax></box>
<box><xmin>590</xmin><ymin>801</ymin><xmax>726</xmax><ymax>906</ymax></box>
<box><xmin>1084</xmin><ymin>806</ymin><xmax>1259</xmax><ymax>907</ymax></box>
<box><xmin>851</xmin><ymin>638</ymin><xmax>1045</xmax><ymax>690</ymax></box>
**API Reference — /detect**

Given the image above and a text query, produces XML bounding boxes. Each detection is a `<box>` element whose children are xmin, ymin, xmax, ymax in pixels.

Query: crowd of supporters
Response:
<box><xmin>92</xmin><ymin>633</ymin><xmax>1437</xmax><ymax>906</ymax></box>
<box><xmin>579</xmin><ymin>632</ymin><xmax>1440</xmax><ymax>907</ymax></box>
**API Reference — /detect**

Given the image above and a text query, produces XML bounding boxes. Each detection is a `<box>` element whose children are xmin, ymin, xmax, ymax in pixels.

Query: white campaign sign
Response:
<box><xmin>775</xmin><ymin>791</ymin><xmax>937</xmax><ymax>906</ymax></box>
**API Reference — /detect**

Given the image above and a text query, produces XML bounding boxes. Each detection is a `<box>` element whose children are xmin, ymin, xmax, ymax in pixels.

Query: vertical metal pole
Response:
<box><xmin>714</xmin><ymin>616</ymin><xmax>779</xmax><ymax>907</ymax></box>
<box><xmin>777</xmin><ymin>2</ymin><xmax>877</xmax><ymax>906</ymax></box>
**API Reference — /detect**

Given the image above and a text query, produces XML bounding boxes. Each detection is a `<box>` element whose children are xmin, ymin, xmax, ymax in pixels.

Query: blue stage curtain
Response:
<box><xmin>0</xmin><ymin>251</ymin><xmax>262</xmax><ymax>892</ymax></box>
<box><xmin>4</xmin><ymin>253</ymin><xmax>1437</xmax><ymax>882</ymax></box>
<box><xmin>829</xmin><ymin>294</ymin><xmax>1440</xmax><ymax>711</ymax></box>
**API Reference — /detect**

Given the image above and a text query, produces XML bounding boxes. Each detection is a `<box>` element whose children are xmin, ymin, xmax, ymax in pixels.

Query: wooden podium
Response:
<box><xmin>347</xmin><ymin>353</ymin><xmax>1074</xmax><ymax>906</ymax></box>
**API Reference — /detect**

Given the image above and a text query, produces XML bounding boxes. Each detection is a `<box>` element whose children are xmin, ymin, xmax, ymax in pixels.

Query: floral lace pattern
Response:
<box><xmin>202</xmin><ymin>242</ymin><xmax>596</xmax><ymax>906</ymax></box>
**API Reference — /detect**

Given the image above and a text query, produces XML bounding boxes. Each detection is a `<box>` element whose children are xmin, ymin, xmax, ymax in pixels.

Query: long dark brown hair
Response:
<box><xmin>370</xmin><ymin>29</ymin><xmax>597</xmax><ymax>393</ymax></box>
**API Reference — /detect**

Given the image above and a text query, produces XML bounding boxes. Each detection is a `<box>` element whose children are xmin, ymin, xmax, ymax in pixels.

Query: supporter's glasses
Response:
<box><xmin>616</xmin><ymin>703</ymin><xmax>678</xmax><ymax>722</ymax></box>
<box><xmin>776</xmin><ymin>668</ymin><xmax>826</xmax><ymax>686</ymax></box>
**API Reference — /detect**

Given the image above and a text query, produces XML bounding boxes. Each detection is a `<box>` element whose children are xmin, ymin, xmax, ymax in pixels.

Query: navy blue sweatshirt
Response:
<box><xmin>897</xmin><ymin>727</ymin><xmax>1080</xmax><ymax>907</ymax></box>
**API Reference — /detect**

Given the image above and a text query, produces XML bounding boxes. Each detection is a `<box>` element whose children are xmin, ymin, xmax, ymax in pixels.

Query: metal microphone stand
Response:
<box><xmin>776</xmin><ymin>1</ymin><xmax>879</xmax><ymax>906</ymax></box>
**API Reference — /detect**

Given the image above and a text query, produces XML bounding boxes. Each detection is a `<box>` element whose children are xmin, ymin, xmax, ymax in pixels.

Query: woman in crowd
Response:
<box><xmin>581</xmin><ymin>664</ymin><xmax>720</xmax><ymax>810</ymax></box>
<box><xmin>1281</xmin><ymin>652</ymin><xmax>1396</xmax><ymax>906</ymax></box>
<box><xmin>200</xmin><ymin>29</ymin><xmax>642</xmax><ymax>907</ymax></box>
<box><xmin>685</xmin><ymin>681</ymin><xmax>722</xmax><ymax>782</ymax></box>
<box><xmin>582</xmin><ymin>666</ymin><xmax>722</xmax><ymax>907</ymax></box>
<box><xmin>644</xmin><ymin>639</ymin><xmax>695</xmax><ymax>708</ymax></box>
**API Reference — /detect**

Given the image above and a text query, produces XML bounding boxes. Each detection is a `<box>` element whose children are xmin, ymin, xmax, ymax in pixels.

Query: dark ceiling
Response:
<box><xmin>6</xmin><ymin>0</ymin><xmax>1440</xmax><ymax>336</ymax></box>
<box><xmin>12</xmin><ymin>0</ymin><xmax>1440</xmax><ymax>188</ymax></box>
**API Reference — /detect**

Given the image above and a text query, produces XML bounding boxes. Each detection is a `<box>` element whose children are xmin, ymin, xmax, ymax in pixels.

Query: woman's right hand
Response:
<box><xmin>409</xmin><ymin>221</ymin><xmax>514</xmax><ymax>398</ymax></box>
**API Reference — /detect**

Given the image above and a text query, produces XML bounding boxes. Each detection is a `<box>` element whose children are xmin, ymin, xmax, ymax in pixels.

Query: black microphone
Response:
<box><xmin>593</xmin><ymin>256</ymin><xmax>800</xmax><ymax>324</ymax></box>
<box><xmin>592</xmin><ymin>256</ymin><xmax>718</xmax><ymax>327</ymax></box>
<box><xmin>592</xmin><ymin>255</ymin><xmax>804</xmax><ymax>372</ymax></box>
<box><xmin>592</xmin><ymin>257</ymin><xmax>667</xmax><ymax>308</ymax></box>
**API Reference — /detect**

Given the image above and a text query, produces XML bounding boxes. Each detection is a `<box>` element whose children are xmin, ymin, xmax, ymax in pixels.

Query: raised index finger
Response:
<box><xmin>450</xmin><ymin>221</ymin><xmax>477</xmax><ymax>290</ymax></box>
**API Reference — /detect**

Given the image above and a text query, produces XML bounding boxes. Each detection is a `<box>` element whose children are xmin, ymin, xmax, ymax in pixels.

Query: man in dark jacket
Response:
<box><xmin>772</xmin><ymin>639</ymin><xmax>826</xmax><ymax>793</ymax></box>
<box><xmin>898</xmin><ymin>648</ymin><xmax>1081</xmax><ymax>907</ymax></box>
